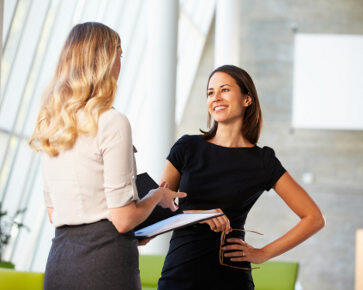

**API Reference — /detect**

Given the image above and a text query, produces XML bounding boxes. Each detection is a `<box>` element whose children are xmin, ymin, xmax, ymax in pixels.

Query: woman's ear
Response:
<box><xmin>243</xmin><ymin>94</ymin><xmax>252</xmax><ymax>107</ymax></box>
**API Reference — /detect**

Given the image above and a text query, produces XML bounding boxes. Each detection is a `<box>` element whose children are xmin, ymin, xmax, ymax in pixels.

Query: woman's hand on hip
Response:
<box><xmin>222</xmin><ymin>238</ymin><xmax>268</xmax><ymax>264</ymax></box>
<box><xmin>184</xmin><ymin>208</ymin><xmax>231</xmax><ymax>233</ymax></box>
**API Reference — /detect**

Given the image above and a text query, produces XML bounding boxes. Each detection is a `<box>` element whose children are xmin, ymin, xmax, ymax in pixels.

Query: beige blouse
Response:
<box><xmin>41</xmin><ymin>108</ymin><xmax>139</xmax><ymax>227</ymax></box>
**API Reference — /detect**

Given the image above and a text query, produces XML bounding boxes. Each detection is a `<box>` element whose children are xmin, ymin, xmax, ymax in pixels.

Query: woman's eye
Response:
<box><xmin>207</xmin><ymin>91</ymin><xmax>213</xmax><ymax>96</ymax></box>
<box><xmin>222</xmin><ymin>88</ymin><xmax>229</xmax><ymax>92</ymax></box>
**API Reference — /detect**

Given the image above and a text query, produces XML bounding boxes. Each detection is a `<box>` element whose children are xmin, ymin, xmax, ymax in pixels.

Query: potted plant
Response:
<box><xmin>0</xmin><ymin>202</ymin><xmax>28</xmax><ymax>269</ymax></box>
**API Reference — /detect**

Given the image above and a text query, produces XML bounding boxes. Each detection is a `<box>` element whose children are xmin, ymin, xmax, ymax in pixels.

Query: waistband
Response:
<box><xmin>173</xmin><ymin>223</ymin><xmax>246</xmax><ymax>239</ymax></box>
<box><xmin>55</xmin><ymin>219</ymin><xmax>135</xmax><ymax>238</ymax></box>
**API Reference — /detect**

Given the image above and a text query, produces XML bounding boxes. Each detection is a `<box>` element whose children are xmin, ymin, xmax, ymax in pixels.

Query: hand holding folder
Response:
<box><xmin>134</xmin><ymin>173</ymin><xmax>224</xmax><ymax>239</ymax></box>
<box><xmin>134</xmin><ymin>173</ymin><xmax>183</xmax><ymax>231</ymax></box>
<box><xmin>134</xmin><ymin>212</ymin><xmax>225</xmax><ymax>239</ymax></box>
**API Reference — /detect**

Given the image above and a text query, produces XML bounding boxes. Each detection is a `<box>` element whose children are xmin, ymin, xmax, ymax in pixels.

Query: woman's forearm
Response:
<box><xmin>261</xmin><ymin>214</ymin><xmax>325</xmax><ymax>261</ymax></box>
<box><xmin>131</xmin><ymin>190</ymin><xmax>163</xmax><ymax>227</ymax></box>
<box><xmin>112</xmin><ymin>190</ymin><xmax>162</xmax><ymax>233</ymax></box>
<box><xmin>110</xmin><ymin>187</ymin><xmax>185</xmax><ymax>233</ymax></box>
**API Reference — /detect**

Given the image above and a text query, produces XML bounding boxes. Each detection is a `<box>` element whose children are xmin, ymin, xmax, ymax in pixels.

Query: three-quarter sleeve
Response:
<box><xmin>167</xmin><ymin>135</ymin><xmax>189</xmax><ymax>173</ymax></box>
<box><xmin>262</xmin><ymin>146</ymin><xmax>287</xmax><ymax>191</ymax></box>
<box><xmin>41</xmin><ymin>158</ymin><xmax>53</xmax><ymax>207</ymax></box>
<box><xmin>97</xmin><ymin>110</ymin><xmax>139</xmax><ymax>208</ymax></box>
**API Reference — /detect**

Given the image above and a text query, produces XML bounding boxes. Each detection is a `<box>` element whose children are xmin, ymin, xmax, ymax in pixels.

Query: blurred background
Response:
<box><xmin>0</xmin><ymin>0</ymin><xmax>362</xmax><ymax>289</ymax></box>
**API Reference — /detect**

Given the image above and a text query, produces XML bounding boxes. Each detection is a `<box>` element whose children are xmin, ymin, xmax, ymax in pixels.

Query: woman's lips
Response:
<box><xmin>214</xmin><ymin>105</ymin><xmax>228</xmax><ymax>112</ymax></box>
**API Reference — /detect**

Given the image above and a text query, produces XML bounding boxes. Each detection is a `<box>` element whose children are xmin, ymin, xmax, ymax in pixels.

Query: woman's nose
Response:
<box><xmin>212</xmin><ymin>91</ymin><xmax>222</xmax><ymax>101</ymax></box>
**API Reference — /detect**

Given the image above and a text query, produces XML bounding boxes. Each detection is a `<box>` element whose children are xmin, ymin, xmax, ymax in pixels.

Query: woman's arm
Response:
<box><xmin>100</xmin><ymin>112</ymin><xmax>187</xmax><ymax>233</ymax></box>
<box><xmin>160</xmin><ymin>160</ymin><xmax>181</xmax><ymax>191</ymax></box>
<box><xmin>109</xmin><ymin>186</ymin><xmax>186</xmax><ymax>233</ymax></box>
<box><xmin>260</xmin><ymin>172</ymin><xmax>325</xmax><ymax>259</ymax></box>
<box><xmin>223</xmin><ymin>171</ymin><xmax>325</xmax><ymax>263</ymax></box>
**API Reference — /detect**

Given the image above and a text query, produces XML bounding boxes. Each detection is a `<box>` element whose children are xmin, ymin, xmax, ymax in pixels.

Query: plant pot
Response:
<box><xmin>0</xmin><ymin>261</ymin><xmax>15</xmax><ymax>269</ymax></box>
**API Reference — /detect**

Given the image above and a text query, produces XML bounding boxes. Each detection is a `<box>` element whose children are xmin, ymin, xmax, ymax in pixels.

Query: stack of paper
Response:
<box><xmin>134</xmin><ymin>212</ymin><xmax>224</xmax><ymax>238</ymax></box>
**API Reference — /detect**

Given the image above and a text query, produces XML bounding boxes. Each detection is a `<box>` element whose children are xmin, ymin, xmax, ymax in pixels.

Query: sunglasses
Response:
<box><xmin>219</xmin><ymin>228</ymin><xmax>263</xmax><ymax>270</ymax></box>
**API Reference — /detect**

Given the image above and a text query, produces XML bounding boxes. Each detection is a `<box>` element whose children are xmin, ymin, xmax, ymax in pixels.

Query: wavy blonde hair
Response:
<box><xmin>29</xmin><ymin>22</ymin><xmax>120</xmax><ymax>156</ymax></box>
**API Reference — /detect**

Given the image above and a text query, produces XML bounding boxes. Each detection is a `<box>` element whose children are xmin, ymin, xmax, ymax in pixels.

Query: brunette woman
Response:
<box><xmin>158</xmin><ymin>65</ymin><xmax>325</xmax><ymax>290</ymax></box>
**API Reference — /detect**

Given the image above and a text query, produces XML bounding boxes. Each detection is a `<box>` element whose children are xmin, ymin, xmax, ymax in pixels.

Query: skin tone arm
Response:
<box><xmin>223</xmin><ymin>171</ymin><xmax>326</xmax><ymax>264</ymax></box>
<box><xmin>109</xmin><ymin>186</ymin><xmax>186</xmax><ymax>233</ymax></box>
<box><xmin>45</xmin><ymin>186</ymin><xmax>187</xmax><ymax>234</ymax></box>
<box><xmin>160</xmin><ymin>160</ymin><xmax>231</xmax><ymax>233</ymax></box>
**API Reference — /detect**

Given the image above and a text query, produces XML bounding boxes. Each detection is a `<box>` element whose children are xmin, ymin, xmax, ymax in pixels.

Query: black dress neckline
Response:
<box><xmin>197</xmin><ymin>135</ymin><xmax>258</xmax><ymax>150</ymax></box>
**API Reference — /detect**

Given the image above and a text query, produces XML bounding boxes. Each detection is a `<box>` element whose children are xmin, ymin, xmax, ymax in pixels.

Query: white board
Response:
<box><xmin>292</xmin><ymin>34</ymin><xmax>363</xmax><ymax>130</ymax></box>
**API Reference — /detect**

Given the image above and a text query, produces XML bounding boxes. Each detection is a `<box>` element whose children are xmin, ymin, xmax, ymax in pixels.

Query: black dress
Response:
<box><xmin>158</xmin><ymin>135</ymin><xmax>286</xmax><ymax>290</ymax></box>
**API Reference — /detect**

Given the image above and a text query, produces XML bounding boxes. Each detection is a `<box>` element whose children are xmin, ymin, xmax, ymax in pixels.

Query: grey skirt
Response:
<box><xmin>44</xmin><ymin>219</ymin><xmax>141</xmax><ymax>290</ymax></box>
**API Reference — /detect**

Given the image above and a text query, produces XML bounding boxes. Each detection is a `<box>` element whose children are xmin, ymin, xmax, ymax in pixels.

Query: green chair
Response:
<box><xmin>0</xmin><ymin>268</ymin><xmax>44</xmax><ymax>290</ymax></box>
<box><xmin>139</xmin><ymin>255</ymin><xmax>299</xmax><ymax>290</ymax></box>
<box><xmin>252</xmin><ymin>261</ymin><xmax>299</xmax><ymax>290</ymax></box>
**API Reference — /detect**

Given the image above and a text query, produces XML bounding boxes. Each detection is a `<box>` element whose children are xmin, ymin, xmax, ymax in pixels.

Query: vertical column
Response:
<box><xmin>140</xmin><ymin>0</ymin><xmax>178</xmax><ymax>254</ymax></box>
<box><xmin>356</xmin><ymin>229</ymin><xmax>363</xmax><ymax>290</ymax></box>
<box><xmin>144</xmin><ymin>0</ymin><xmax>178</xmax><ymax>182</ymax></box>
<box><xmin>215</xmin><ymin>0</ymin><xmax>241</xmax><ymax>67</ymax></box>
<box><xmin>0</xmin><ymin>0</ymin><xmax>3</xmax><ymax>97</ymax></box>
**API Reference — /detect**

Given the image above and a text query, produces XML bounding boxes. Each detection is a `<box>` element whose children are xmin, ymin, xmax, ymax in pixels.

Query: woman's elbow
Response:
<box><xmin>109</xmin><ymin>202</ymin><xmax>137</xmax><ymax>233</ymax></box>
<box><xmin>112</xmin><ymin>220</ymin><xmax>134</xmax><ymax>234</ymax></box>
<box><xmin>116</xmin><ymin>226</ymin><xmax>133</xmax><ymax>234</ymax></box>
<box><xmin>312</xmin><ymin>213</ymin><xmax>326</xmax><ymax>231</ymax></box>
<box><xmin>317</xmin><ymin>214</ymin><xmax>326</xmax><ymax>229</ymax></box>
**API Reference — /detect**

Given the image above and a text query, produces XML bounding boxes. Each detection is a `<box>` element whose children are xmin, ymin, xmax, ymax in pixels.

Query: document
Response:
<box><xmin>134</xmin><ymin>212</ymin><xmax>224</xmax><ymax>239</ymax></box>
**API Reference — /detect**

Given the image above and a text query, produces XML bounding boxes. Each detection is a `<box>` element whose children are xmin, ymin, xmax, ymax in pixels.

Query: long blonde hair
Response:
<box><xmin>29</xmin><ymin>22</ymin><xmax>120</xmax><ymax>156</ymax></box>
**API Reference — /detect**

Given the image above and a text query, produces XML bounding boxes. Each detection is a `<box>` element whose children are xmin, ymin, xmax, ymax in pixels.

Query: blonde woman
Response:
<box><xmin>29</xmin><ymin>22</ymin><xmax>185</xmax><ymax>290</ymax></box>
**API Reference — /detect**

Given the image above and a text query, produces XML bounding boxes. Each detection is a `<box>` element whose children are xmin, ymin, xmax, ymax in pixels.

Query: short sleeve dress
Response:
<box><xmin>158</xmin><ymin>135</ymin><xmax>286</xmax><ymax>290</ymax></box>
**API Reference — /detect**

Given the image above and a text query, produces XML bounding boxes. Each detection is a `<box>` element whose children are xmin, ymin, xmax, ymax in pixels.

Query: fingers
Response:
<box><xmin>210</xmin><ymin>219</ymin><xmax>220</xmax><ymax>232</ymax></box>
<box><xmin>168</xmin><ymin>191</ymin><xmax>187</xmax><ymax>211</ymax></box>
<box><xmin>168</xmin><ymin>200</ymin><xmax>179</xmax><ymax>212</ymax></box>
<box><xmin>221</xmin><ymin>238</ymin><xmax>249</xmax><ymax>261</ymax></box>
<box><xmin>218</xmin><ymin>215</ymin><xmax>231</xmax><ymax>233</ymax></box>
<box><xmin>227</xmin><ymin>238</ymin><xmax>248</xmax><ymax>246</ymax></box>
<box><xmin>174</xmin><ymin>191</ymin><xmax>187</xmax><ymax>198</ymax></box>
<box><xmin>161</xmin><ymin>192</ymin><xmax>179</xmax><ymax>211</ymax></box>
<box><xmin>157</xmin><ymin>188</ymin><xmax>187</xmax><ymax>210</ymax></box>
<box><xmin>212</xmin><ymin>218</ymin><xmax>223</xmax><ymax>231</ymax></box>
<box><xmin>224</xmin><ymin>250</ymin><xmax>246</xmax><ymax>257</ymax></box>
<box><xmin>224</xmin><ymin>216</ymin><xmax>231</xmax><ymax>233</ymax></box>
<box><xmin>213</xmin><ymin>208</ymin><xmax>230</xmax><ymax>233</ymax></box>
<box><xmin>230</xmin><ymin>257</ymin><xmax>249</xmax><ymax>262</ymax></box>
<box><xmin>226</xmin><ymin>238</ymin><xmax>247</xmax><ymax>245</ymax></box>
<box><xmin>212</xmin><ymin>216</ymin><xmax>230</xmax><ymax>233</ymax></box>
<box><xmin>222</xmin><ymin>244</ymin><xmax>246</xmax><ymax>251</ymax></box>
<box><xmin>204</xmin><ymin>218</ymin><xmax>225</xmax><ymax>232</ymax></box>
<box><xmin>162</xmin><ymin>188</ymin><xmax>187</xmax><ymax>199</ymax></box>
<box><xmin>216</xmin><ymin>216</ymin><xmax>229</xmax><ymax>232</ymax></box>
<box><xmin>198</xmin><ymin>208</ymin><xmax>230</xmax><ymax>233</ymax></box>
<box><xmin>222</xmin><ymin>239</ymin><xmax>248</xmax><ymax>252</ymax></box>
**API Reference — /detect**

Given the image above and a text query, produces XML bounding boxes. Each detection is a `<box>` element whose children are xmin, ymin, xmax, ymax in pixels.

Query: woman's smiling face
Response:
<box><xmin>207</xmin><ymin>71</ymin><xmax>251</xmax><ymax>124</ymax></box>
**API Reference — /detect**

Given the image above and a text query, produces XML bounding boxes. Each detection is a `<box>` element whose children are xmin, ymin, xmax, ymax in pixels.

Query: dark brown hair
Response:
<box><xmin>200</xmin><ymin>65</ymin><xmax>262</xmax><ymax>144</ymax></box>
